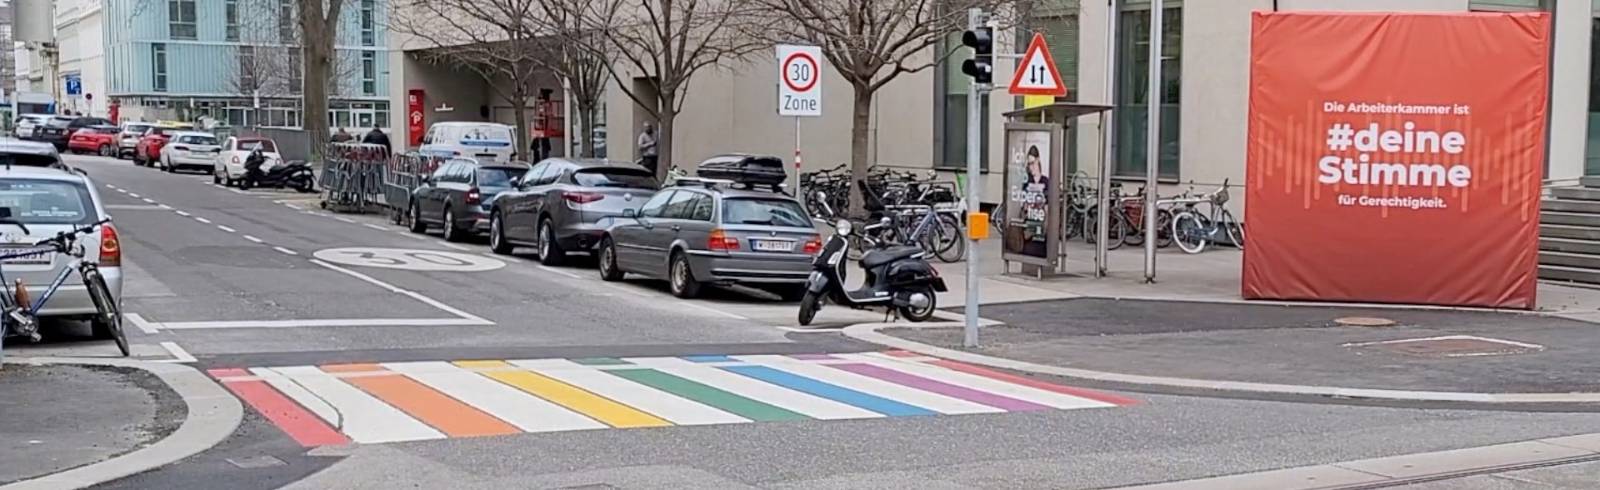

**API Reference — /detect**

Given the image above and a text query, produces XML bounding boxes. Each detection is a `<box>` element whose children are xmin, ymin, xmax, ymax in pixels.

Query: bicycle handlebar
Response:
<box><xmin>31</xmin><ymin>219</ymin><xmax>112</xmax><ymax>250</ymax></box>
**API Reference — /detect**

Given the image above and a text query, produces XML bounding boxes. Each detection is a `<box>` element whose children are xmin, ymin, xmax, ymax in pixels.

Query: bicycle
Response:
<box><xmin>881</xmin><ymin>204</ymin><xmax>965</xmax><ymax>263</ymax></box>
<box><xmin>0</xmin><ymin>219</ymin><xmax>127</xmax><ymax>360</ymax></box>
<box><xmin>1170</xmin><ymin>180</ymin><xmax>1245</xmax><ymax>254</ymax></box>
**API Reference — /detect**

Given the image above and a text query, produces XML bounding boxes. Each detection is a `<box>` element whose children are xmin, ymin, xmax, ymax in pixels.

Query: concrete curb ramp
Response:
<box><xmin>842</xmin><ymin>323</ymin><xmax>1600</xmax><ymax>404</ymax></box>
<box><xmin>0</xmin><ymin>357</ymin><xmax>243</xmax><ymax>490</ymax></box>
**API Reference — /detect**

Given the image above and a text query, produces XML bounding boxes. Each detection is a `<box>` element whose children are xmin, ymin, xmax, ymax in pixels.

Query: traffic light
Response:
<box><xmin>961</xmin><ymin>27</ymin><xmax>994</xmax><ymax>84</ymax></box>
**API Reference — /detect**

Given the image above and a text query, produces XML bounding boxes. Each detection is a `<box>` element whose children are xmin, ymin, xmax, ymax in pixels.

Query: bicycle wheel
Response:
<box><xmin>1105</xmin><ymin>213</ymin><xmax>1127</xmax><ymax>250</ymax></box>
<box><xmin>1062</xmin><ymin>207</ymin><xmax>1083</xmax><ymax>240</ymax></box>
<box><xmin>1123</xmin><ymin>209</ymin><xmax>1145</xmax><ymax>247</ymax></box>
<box><xmin>1156</xmin><ymin>209</ymin><xmax>1175</xmax><ymax>249</ymax></box>
<box><xmin>84</xmin><ymin>268</ymin><xmax>129</xmax><ymax>357</ymax></box>
<box><xmin>932</xmin><ymin>213</ymin><xmax>966</xmax><ymax>263</ymax></box>
<box><xmin>1171</xmin><ymin>212</ymin><xmax>1210</xmax><ymax>254</ymax></box>
<box><xmin>1221</xmin><ymin>211</ymin><xmax>1245</xmax><ymax>250</ymax></box>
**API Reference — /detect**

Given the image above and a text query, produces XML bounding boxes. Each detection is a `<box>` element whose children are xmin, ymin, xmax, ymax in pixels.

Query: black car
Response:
<box><xmin>407</xmin><ymin>158</ymin><xmax>529</xmax><ymax>242</ymax></box>
<box><xmin>32</xmin><ymin>116</ymin><xmax>113</xmax><ymax>150</ymax></box>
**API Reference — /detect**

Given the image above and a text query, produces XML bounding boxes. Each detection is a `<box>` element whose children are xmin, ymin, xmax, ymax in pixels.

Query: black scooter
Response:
<box><xmin>798</xmin><ymin>219</ymin><xmax>948</xmax><ymax>326</ymax></box>
<box><xmin>241</xmin><ymin>149</ymin><xmax>316</xmax><ymax>193</ymax></box>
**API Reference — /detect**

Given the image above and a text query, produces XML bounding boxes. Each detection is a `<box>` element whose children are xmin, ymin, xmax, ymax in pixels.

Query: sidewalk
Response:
<box><xmin>0</xmin><ymin>363</ymin><xmax>184</xmax><ymax>486</ymax></box>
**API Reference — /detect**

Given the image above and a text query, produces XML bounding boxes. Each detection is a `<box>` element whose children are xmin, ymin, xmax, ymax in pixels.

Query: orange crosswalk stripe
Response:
<box><xmin>328</xmin><ymin>365</ymin><xmax>521</xmax><ymax>438</ymax></box>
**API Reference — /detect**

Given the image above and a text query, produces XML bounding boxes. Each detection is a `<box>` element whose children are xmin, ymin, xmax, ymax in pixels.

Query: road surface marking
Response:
<box><xmin>243</xmin><ymin>235</ymin><xmax>264</xmax><ymax>243</ymax></box>
<box><xmin>536</xmin><ymin>265</ymin><xmax>582</xmax><ymax>279</ymax></box>
<box><xmin>250</xmin><ymin>367</ymin><xmax>343</xmax><ymax>427</ymax></box>
<box><xmin>362</xmin><ymin>223</ymin><xmax>388</xmax><ymax>231</ymax></box>
<box><xmin>105</xmin><ymin>204</ymin><xmax>165</xmax><ymax>211</ymax></box>
<box><xmin>336</xmin><ymin>217</ymin><xmax>356</xmax><ymax>224</ymax></box>
<box><xmin>307</xmin><ymin>258</ymin><xmax>493</xmax><ymax>325</ymax></box>
<box><xmin>143</xmin><ymin>318</ymin><xmax>488</xmax><ymax>330</ymax></box>
<box><xmin>174</xmin><ymin>210</ymin><xmax>191</xmax><ymax>217</ymax></box>
<box><xmin>508</xmin><ymin>359</ymin><xmax>748</xmax><ymax>426</ymax></box>
<box><xmin>157</xmin><ymin>342</ymin><xmax>197</xmax><ymax>363</ymax></box>
<box><xmin>623</xmin><ymin>357</ymin><xmax>878</xmax><ymax>420</ymax></box>
<box><xmin>435</xmin><ymin>241</ymin><xmax>471</xmax><ymax>251</ymax></box>
<box><xmin>312</xmin><ymin>248</ymin><xmax>502</xmax><ymax>272</ymax></box>
<box><xmin>721</xmin><ymin>364</ymin><xmax>937</xmax><ymax>416</ymax></box>
<box><xmin>128</xmin><ymin>193</ymin><xmax>141</xmax><ymax>198</ymax></box>
<box><xmin>210</xmin><ymin>368</ymin><xmax>351</xmax><ymax>447</ymax></box>
<box><xmin>194</xmin><ymin>217</ymin><xmax>212</xmax><ymax>224</ymax></box>
<box><xmin>270</xmin><ymin>366</ymin><xmax>444</xmax><ymax>444</ymax></box>
<box><xmin>274</xmin><ymin>246</ymin><xmax>298</xmax><ymax>256</ymax></box>
<box><xmin>227</xmin><ymin>188</ymin><xmax>246</xmax><ymax>195</ymax></box>
<box><xmin>158</xmin><ymin>204</ymin><xmax>172</xmax><ymax>210</ymax></box>
<box><xmin>467</xmin><ymin>362</ymin><xmax>670</xmax><ymax>429</ymax></box>
<box><xmin>217</xmin><ymin>225</ymin><xmax>237</xmax><ymax>233</ymax></box>
<box><xmin>125</xmin><ymin>313</ymin><xmax>159</xmax><ymax>334</ymax></box>
<box><xmin>141</xmin><ymin>198</ymin><xmax>156</xmax><ymax>204</ymax></box>
<box><xmin>925</xmin><ymin>359</ymin><xmax>1140</xmax><ymax>407</ymax></box>
<box><xmin>680</xmin><ymin>302</ymin><xmax>747</xmax><ymax>320</ymax></box>
<box><xmin>329</xmin><ymin>364</ymin><xmax>520</xmax><ymax>438</ymax></box>
<box><xmin>116</xmin><ymin>189</ymin><xmax>127</xmax><ymax>194</ymax></box>
<box><xmin>839</xmin><ymin>353</ymin><xmax>1117</xmax><ymax>410</ymax></box>
<box><xmin>601</xmin><ymin>283</ymin><xmax>650</xmax><ymax>298</ymax></box>
<box><xmin>388</xmin><ymin>362</ymin><xmax>605</xmax><ymax>433</ymax></box>
<box><xmin>733</xmin><ymin>355</ymin><xmax>1001</xmax><ymax>415</ymax></box>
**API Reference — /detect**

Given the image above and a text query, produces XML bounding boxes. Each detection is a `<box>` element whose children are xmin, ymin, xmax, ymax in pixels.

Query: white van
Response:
<box><xmin>418</xmin><ymin>122</ymin><xmax>518</xmax><ymax>163</ymax></box>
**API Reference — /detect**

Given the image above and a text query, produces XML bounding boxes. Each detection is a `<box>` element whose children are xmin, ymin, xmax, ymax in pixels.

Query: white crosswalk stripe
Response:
<box><xmin>732</xmin><ymin>355</ymin><xmax>1004</xmax><ymax>415</ymax></box>
<box><xmin>514</xmin><ymin>359</ymin><xmax>751</xmax><ymax>426</ymax></box>
<box><xmin>624</xmin><ymin>357</ymin><xmax>884</xmax><ymax>420</ymax></box>
<box><xmin>271</xmin><ymin>366</ymin><xmax>445</xmax><ymax>443</ymax></box>
<box><xmin>383</xmin><ymin>361</ymin><xmax>607</xmax><ymax>433</ymax></box>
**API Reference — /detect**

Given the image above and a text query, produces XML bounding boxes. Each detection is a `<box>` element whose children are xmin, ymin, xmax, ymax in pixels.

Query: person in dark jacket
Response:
<box><xmin>332</xmin><ymin>127</ymin><xmax>354</xmax><ymax>143</ymax></box>
<box><xmin>361</xmin><ymin>125</ymin><xmax>391</xmax><ymax>157</ymax></box>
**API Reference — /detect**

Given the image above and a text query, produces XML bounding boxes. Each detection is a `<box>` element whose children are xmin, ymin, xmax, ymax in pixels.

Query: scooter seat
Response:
<box><xmin>860</xmin><ymin>246</ymin><xmax>922</xmax><ymax>269</ymax></box>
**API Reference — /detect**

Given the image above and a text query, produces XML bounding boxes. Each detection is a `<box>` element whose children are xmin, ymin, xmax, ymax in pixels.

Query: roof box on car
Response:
<box><xmin>696</xmin><ymin>154</ymin><xmax>788</xmax><ymax>192</ymax></box>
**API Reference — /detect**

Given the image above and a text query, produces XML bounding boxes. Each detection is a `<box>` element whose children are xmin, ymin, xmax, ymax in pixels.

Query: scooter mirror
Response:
<box><xmin>835</xmin><ymin>219</ymin><xmax>852</xmax><ymax>236</ymax></box>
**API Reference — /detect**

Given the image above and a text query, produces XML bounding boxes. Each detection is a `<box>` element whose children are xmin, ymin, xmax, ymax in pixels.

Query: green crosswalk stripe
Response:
<box><xmin>571</xmin><ymin>357</ymin><xmax>631</xmax><ymax>366</ymax></box>
<box><xmin>605</xmin><ymin>369</ymin><xmax>808</xmax><ymax>422</ymax></box>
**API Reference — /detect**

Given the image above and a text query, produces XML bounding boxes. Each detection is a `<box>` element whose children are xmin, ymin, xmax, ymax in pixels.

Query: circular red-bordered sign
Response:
<box><xmin>782</xmin><ymin>52</ymin><xmax>819</xmax><ymax>92</ymax></box>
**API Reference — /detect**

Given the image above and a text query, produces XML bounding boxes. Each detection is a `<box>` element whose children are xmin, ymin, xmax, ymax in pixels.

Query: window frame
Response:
<box><xmin>152</xmin><ymin>43</ymin><xmax>169</xmax><ymax>92</ymax></box>
<box><xmin>1112</xmin><ymin>1</ymin><xmax>1183</xmax><ymax>180</ymax></box>
<box><xmin>225</xmin><ymin>0</ymin><xmax>240</xmax><ymax>41</ymax></box>
<box><xmin>640</xmin><ymin>190</ymin><xmax>677</xmax><ymax>218</ymax></box>
<box><xmin>168</xmin><ymin>0</ymin><xmax>197</xmax><ymax>40</ymax></box>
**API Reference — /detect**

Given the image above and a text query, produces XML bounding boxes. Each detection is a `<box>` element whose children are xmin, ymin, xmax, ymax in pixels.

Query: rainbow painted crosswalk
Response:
<box><xmin>210</xmin><ymin>351</ymin><xmax>1137</xmax><ymax>446</ymax></box>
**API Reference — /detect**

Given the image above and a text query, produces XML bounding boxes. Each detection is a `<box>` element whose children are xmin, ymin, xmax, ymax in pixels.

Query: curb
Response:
<box><xmin>1114</xmin><ymin>433</ymin><xmax>1600</xmax><ymax>489</ymax></box>
<box><xmin>1</xmin><ymin>357</ymin><xmax>243</xmax><ymax>490</ymax></box>
<box><xmin>840</xmin><ymin>323</ymin><xmax>1600</xmax><ymax>404</ymax></box>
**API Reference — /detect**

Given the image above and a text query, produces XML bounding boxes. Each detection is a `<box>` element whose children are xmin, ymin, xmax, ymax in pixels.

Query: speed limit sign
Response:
<box><xmin>777</xmin><ymin>45</ymin><xmax>822</xmax><ymax>117</ymax></box>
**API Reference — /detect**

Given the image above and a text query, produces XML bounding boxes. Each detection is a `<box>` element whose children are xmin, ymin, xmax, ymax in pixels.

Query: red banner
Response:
<box><xmin>1243</xmin><ymin>12</ymin><xmax>1551</xmax><ymax>309</ymax></box>
<box><xmin>407</xmin><ymin>89</ymin><xmax>426</xmax><ymax>147</ymax></box>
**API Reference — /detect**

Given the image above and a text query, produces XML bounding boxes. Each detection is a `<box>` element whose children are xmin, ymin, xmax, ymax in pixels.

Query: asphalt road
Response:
<box><xmin>19</xmin><ymin>154</ymin><xmax>1600</xmax><ymax>489</ymax></box>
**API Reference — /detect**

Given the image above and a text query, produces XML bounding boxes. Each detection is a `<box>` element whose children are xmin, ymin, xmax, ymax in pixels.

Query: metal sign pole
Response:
<box><xmin>1097</xmin><ymin>0</ymin><xmax>1119</xmax><ymax>277</ymax></box>
<box><xmin>964</xmin><ymin>7</ymin><xmax>985</xmax><ymax>348</ymax></box>
<box><xmin>794</xmin><ymin>116</ymin><xmax>802</xmax><ymax>197</ymax></box>
<box><xmin>1144</xmin><ymin>0</ymin><xmax>1163</xmax><ymax>283</ymax></box>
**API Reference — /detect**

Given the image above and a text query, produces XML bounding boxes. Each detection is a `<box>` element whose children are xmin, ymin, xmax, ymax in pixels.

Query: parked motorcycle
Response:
<box><xmin>241</xmin><ymin>149</ymin><xmax>316</xmax><ymax>193</ymax></box>
<box><xmin>798</xmin><ymin>219</ymin><xmax>947</xmax><ymax>326</ymax></box>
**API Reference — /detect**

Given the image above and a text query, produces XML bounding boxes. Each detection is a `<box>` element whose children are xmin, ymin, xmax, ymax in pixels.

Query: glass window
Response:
<box><xmin>0</xmin><ymin>180</ymin><xmax>98</xmax><ymax>225</ymax></box>
<box><xmin>335</xmin><ymin>110</ymin><xmax>351</xmax><ymax>128</ymax></box>
<box><xmin>660</xmin><ymin>191</ymin><xmax>699</xmax><ymax>219</ymax></box>
<box><xmin>375</xmin><ymin>103</ymin><xmax>389</xmax><ymax>128</ymax></box>
<box><xmin>936</xmin><ymin>32</ymin><xmax>990</xmax><ymax>169</ymax></box>
<box><xmin>361</xmin><ymin>0</ymin><xmax>377</xmax><ymax>46</ymax></box>
<box><xmin>572</xmin><ymin>168</ymin><xmax>658</xmax><ymax>189</ymax></box>
<box><xmin>238</xmin><ymin>139</ymin><xmax>277</xmax><ymax>152</ymax></box>
<box><xmin>521</xmin><ymin>162</ymin><xmax>550</xmax><ymax>187</ymax></box>
<box><xmin>431</xmin><ymin>162</ymin><xmax>457</xmax><ymax>182</ymax></box>
<box><xmin>1468</xmin><ymin>0</ymin><xmax>1549</xmax><ymax>11</ymax></box>
<box><xmin>640</xmin><ymin>190</ymin><xmax>676</xmax><ymax>218</ymax></box>
<box><xmin>177</xmin><ymin>135</ymin><xmax>217</xmax><ymax>145</ymax></box>
<box><xmin>722</xmin><ymin>199</ymin><xmax>810</xmax><ymax>227</ymax></box>
<box><xmin>288</xmin><ymin>48</ymin><xmax>303</xmax><ymax>94</ymax></box>
<box><xmin>362</xmin><ymin>52</ymin><xmax>377</xmax><ymax>95</ymax></box>
<box><xmin>1115</xmin><ymin>2</ymin><xmax>1181</xmax><ymax>179</ymax></box>
<box><xmin>688</xmin><ymin>194</ymin><xmax>714</xmax><ymax>221</ymax></box>
<box><xmin>152</xmin><ymin>44</ymin><xmax>168</xmax><ymax>92</ymax></box>
<box><xmin>477</xmin><ymin>167</ymin><xmax>526</xmax><ymax>187</ymax></box>
<box><xmin>168</xmin><ymin>0</ymin><xmax>197</xmax><ymax>40</ymax></box>
<box><xmin>239</xmin><ymin>45</ymin><xmax>257</xmax><ymax>92</ymax></box>
<box><xmin>356</xmin><ymin>112</ymin><xmax>373</xmax><ymax>128</ymax></box>
<box><xmin>535</xmin><ymin>163</ymin><xmax>566</xmax><ymax>185</ymax></box>
<box><xmin>1588</xmin><ymin>17</ymin><xmax>1600</xmax><ymax>175</ymax></box>
<box><xmin>225</xmin><ymin>0</ymin><xmax>239</xmax><ymax>41</ymax></box>
<box><xmin>278</xmin><ymin>0</ymin><xmax>296</xmax><ymax>43</ymax></box>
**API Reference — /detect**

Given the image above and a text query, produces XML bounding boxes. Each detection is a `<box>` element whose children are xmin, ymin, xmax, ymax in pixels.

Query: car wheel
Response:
<box><xmin>213</xmin><ymin>168</ymin><xmax>223</xmax><ymax>185</ymax></box>
<box><xmin>164</xmin><ymin>156</ymin><xmax>176</xmax><ymax>173</ymax></box>
<box><xmin>669</xmin><ymin>252</ymin><xmax>702</xmax><ymax>299</ymax></box>
<box><xmin>489</xmin><ymin>212</ymin><xmax>514</xmax><ymax>255</ymax></box>
<box><xmin>442</xmin><ymin>206</ymin><xmax>467</xmax><ymax>242</ymax></box>
<box><xmin>407</xmin><ymin>202</ymin><xmax>427</xmax><ymax>233</ymax></box>
<box><xmin>538</xmin><ymin>218</ymin><xmax>565</xmax><ymax>265</ymax></box>
<box><xmin>598</xmin><ymin>237</ymin><xmax>624</xmax><ymax>282</ymax></box>
<box><xmin>100</xmin><ymin>144</ymin><xmax>114</xmax><ymax>157</ymax></box>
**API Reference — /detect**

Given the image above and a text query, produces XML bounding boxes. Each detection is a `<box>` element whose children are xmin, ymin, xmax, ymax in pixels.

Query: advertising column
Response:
<box><xmin>1243</xmin><ymin>12</ymin><xmax>1551</xmax><ymax>309</ymax></box>
<box><xmin>1002</xmin><ymin>123</ymin><xmax>1063</xmax><ymax>269</ymax></box>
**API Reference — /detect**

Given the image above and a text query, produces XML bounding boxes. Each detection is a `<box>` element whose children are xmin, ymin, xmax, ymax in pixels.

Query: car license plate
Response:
<box><xmin>752</xmin><ymin>240</ymin><xmax>794</xmax><ymax>252</ymax></box>
<box><xmin>0</xmin><ymin>246</ymin><xmax>51</xmax><ymax>265</ymax></box>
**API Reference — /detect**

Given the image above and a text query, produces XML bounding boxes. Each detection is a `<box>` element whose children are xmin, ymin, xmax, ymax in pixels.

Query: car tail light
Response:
<box><xmin>99</xmin><ymin>224</ymin><xmax>122</xmax><ymax>267</ymax></box>
<box><xmin>232</xmin><ymin>155</ymin><xmax>240</xmax><ymax>164</ymax></box>
<box><xmin>563</xmin><ymin>192</ymin><xmax>604</xmax><ymax>204</ymax></box>
<box><xmin>708</xmin><ymin>229</ymin><xmax>740</xmax><ymax>251</ymax></box>
<box><xmin>803</xmin><ymin>235</ymin><xmax>822</xmax><ymax>254</ymax></box>
<box><xmin>465</xmin><ymin>187</ymin><xmax>481</xmax><ymax>205</ymax></box>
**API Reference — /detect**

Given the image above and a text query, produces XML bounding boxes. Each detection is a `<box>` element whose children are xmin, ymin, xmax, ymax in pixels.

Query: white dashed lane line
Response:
<box><xmin>217</xmin><ymin>225</ymin><xmax>237</xmax><ymax>233</ymax></box>
<box><xmin>273</xmin><ymin>246</ymin><xmax>299</xmax><ymax>256</ymax></box>
<box><xmin>141</xmin><ymin>198</ymin><xmax>156</xmax><ymax>204</ymax></box>
<box><xmin>175</xmin><ymin>210</ymin><xmax>191</xmax><ymax>217</ymax></box>
<box><xmin>158</xmin><ymin>204</ymin><xmax>172</xmax><ymax>210</ymax></box>
<box><xmin>335</xmin><ymin>217</ymin><xmax>357</xmax><ymax>224</ymax></box>
<box><xmin>128</xmin><ymin>193</ymin><xmax>141</xmax><ymax>198</ymax></box>
<box><xmin>243</xmin><ymin>235</ymin><xmax>264</xmax><ymax>243</ymax></box>
<box><xmin>436</xmin><ymin>241</ymin><xmax>471</xmax><ymax>251</ymax></box>
<box><xmin>195</xmin><ymin>217</ymin><xmax>212</xmax><ymax>224</ymax></box>
<box><xmin>362</xmin><ymin>223</ymin><xmax>388</xmax><ymax>231</ymax></box>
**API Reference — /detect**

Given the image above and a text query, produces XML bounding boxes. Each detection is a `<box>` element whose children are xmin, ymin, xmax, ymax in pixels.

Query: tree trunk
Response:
<box><xmin>847</xmin><ymin>86</ymin><xmax>874</xmax><ymax>217</ymax></box>
<box><xmin>304</xmin><ymin>43</ymin><xmax>331</xmax><ymax>162</ymax></box>
<box><xmin>509</xmin><ymin>87</ymin><xmax>529</xmax><ymax>160</ymax></box>
<box><xmin>578</xmin><ymin>103</ymin><xmax>596</xmax><ymax>157</ymax></box>
<box><xmin>656</xmin><ymin>104</ymin><xmax>675</xmax><ymax>180</ymax></box>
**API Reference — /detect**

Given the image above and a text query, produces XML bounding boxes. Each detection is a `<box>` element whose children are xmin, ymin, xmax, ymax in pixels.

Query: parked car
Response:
<box><xmin>66</xmin><ymin>125</ymin><xmax>123</xmax><ymax>157</ymax></box>
<box><xmin>213</xmin><ymin>137</ymin><xmax>282</xmax><ymax>186</ymax></box>
<box><xmin>488</xmin><ymin>158</ymin><xmax>659</xmax><ymax>264</ymax></box>
<box><xmin>418</xmin><ymin>122</ymin><xmax>518</xmax><ymax>163</ymax></box>
<box><xmin>0</xmin><ymin>165</ymin><xmax>123</xmax><ymax>331</ymax></box>
<box><xmin>116</xmin><ymin>122</ymin><xmax>156</xmax><ymax>159</ymax></box>
<box><xmin>407</xmin><ymin>158</ymin><xmax>529</xmax><ymax>242</ymax></box>
<box><xmin>159</xmin><ymin>132</ymin><xmax>221</xmax><ymax>173</ymax></box>
<box><xmin>34</xmin><ymin>117</ymin><xmax>113</xmax><ymax>150</ymax></box>
<box><xmin>595</xmin><ymin>180</ymin><xmax>821</xmax><ymax>299</ymax></box>
<box><xmin>13</xmin><ymin>114</ymin><xmax>51</xmax><ymax>140</ymax></box>
<box><xmin>0</xmin><ymin>140</ymin><xmax>69</xmax><ymax>170</ymax></box>
<box><xmin>133</xmin><ymin>126</ymin><xmax>182</xmax><ymax>167</ymax></box>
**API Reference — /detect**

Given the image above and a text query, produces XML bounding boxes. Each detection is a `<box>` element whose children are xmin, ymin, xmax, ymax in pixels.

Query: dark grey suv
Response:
<box><xmin>407</xmin><ymin>158</ymin><xmax>528</xmax><ymax>242</ymax></box>
<box><xmin>488</xmin><ymin>158</ymin><xmax>658</xmax><ymax>264</ymax></box>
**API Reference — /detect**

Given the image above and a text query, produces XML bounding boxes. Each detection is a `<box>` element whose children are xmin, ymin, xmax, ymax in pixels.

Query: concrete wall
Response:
<box><xmin>1548</xmin><ymin>0</ymin><xmax>1595</xmax><ymax>182</ymax></box>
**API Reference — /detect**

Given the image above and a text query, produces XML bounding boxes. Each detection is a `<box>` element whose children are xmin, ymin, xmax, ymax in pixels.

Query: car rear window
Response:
<box><xmin>0</xmin><ymin>153</ymin><xmax>63</xmax><ymax>168</ymax></box>
<box><xmin>0</xmin><ymin>179</ymin><xmax>97</xmax><ymax>225</ymax></box>
<box><xmin>93</xmin><ymin>127</ymin><xmax>120</xmax><ymax>134</ymax></box>
<box><xmin>573</xmin><ymin>168</ymin><xmax>658</xmax><ymax>189</ymax></box>
<box><xmin>177</xmin><ymin>135</ymin><xmax>217</xmax><ymax>145</ymax></box>
<box><xmin>722</xmin><ymin>198</ymin><xmax>811</xmax><ymax>228</ymax></box>
<box><xmin>476</xmin><ymin>167</ymin><xmax>526</xmax><ymax>187</ymax></box>
<box><xmin>124</xmin><ymin>124</ymin><xmax>152</xmax><ymax>133</ymax></box>
<box><xmin>238</xmin><ymin>140</ymin><xmax>277</xmax><ymax>152</ymax></box>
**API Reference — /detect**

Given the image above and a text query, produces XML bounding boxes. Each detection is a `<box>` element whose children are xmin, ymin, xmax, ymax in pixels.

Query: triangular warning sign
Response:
<box><xmin>1008</xmin><ymin>33</ymin><xmax>1067</xmax><ymax>97</ymax></box>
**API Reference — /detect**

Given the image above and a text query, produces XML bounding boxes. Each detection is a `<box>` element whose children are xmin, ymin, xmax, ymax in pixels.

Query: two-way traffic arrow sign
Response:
<box><xmin>1008</xmin><ymin>33</ymin><xmax>1068</xmax><ymax>98</ymax></box>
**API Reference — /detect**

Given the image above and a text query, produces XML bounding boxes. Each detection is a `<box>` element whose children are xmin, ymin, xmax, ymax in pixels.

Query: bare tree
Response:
<box><xmin>299</xmin><ymin>0</ymin><xmax>350</xmax><ymax>160</ymax></box>
<box><xmin>557</xmin><ymin>0</ymin><xmax>767</xmax><ymax>177</ymax></box>
<box><xmin>756</xmin><ymin>0</ymin><xmax>1020</xmax><ymax>214</ymax></box>
<box><xmin>391</xmin><ymin>0</ymin><xmax>547</xmax><ymax>150</ymax></box>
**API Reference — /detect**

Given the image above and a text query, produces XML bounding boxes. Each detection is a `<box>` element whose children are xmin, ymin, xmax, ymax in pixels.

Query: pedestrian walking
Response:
<box><xmin>638</xmin><ymin>122</ymin><xmax>658</xmax><ymax>175</ymax></box>
<box><xmin>362</xmin><ymin>125</ymin><xmax>391</xmax><ymax>157</ymax></box>
<box><xmin>332</xmin><ymin>127</ymin><xmax>354</xmax><ymax>143</ymax></box>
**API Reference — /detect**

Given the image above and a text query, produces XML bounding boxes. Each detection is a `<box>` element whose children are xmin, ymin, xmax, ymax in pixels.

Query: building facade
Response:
<box><xmin>104</xmin><ymin>0</ymin><xmax>391</xmax><ymax>130</ymax></box>
<box><xmin>572</xmin><ymin>0</ymin><xmax>1591</xmax><ymax>210</ymax></box>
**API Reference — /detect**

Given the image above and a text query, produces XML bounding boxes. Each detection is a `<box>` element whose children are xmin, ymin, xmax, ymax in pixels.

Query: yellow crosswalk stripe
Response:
<box><xmin>454</xmin><ymin>360</ymin><xmax>671</xmax><ymax>428</ymax></box>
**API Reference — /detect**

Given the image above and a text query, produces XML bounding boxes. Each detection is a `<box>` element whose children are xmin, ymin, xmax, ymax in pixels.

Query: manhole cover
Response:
<box><xmin>1336</xmin><ymin>316</ymin><xmax>1396</xmax><ymax>327</ymax></box>
<box><xmin>1345</xmin><ymin>335</ymin><xmax>1544</xmax><ymax>358</ymax></box>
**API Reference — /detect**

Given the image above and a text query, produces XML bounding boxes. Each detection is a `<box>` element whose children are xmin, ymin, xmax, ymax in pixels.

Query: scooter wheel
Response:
<box><xmin>798</xmin><ymin>290</ymin><xmax>821</xmax><ymax>326</ymax></box>
<box><xmin>897</xmin><ymin>286</ymin><xmax>938</xmax><ymax>322</ymax></box>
